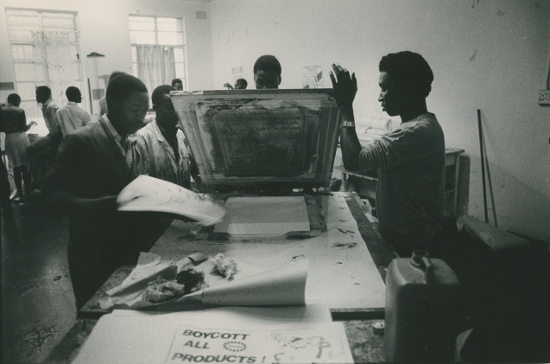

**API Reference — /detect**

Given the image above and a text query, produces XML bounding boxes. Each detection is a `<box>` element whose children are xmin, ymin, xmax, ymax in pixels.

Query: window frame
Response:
<box><xmin>5</xmin><ymin>8</ymin><xmax>86</xmax><ymax>135</ymax></box>
<box><xmin>128</xmin><ymin>14</ymin><xmax>188</xmax><ymax>91</ymax></box>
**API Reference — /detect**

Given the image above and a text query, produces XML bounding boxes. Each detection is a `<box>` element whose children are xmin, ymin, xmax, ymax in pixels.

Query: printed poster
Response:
<box><xmin>166</xmin><ymin>323</ymin><xmax>353</xmax><ymax>363</ymax></box>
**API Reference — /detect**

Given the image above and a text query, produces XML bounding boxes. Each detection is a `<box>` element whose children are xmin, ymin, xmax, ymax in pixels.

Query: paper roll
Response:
<box><xmin>199</xmin><ymin>260</ymin><xmax>308</xmax><ymax>306</ymax></box>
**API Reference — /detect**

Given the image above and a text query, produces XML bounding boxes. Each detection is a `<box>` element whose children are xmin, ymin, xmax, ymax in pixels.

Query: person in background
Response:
<box><xmin>131</xmin><ymin>85</ymin><xmax>199</xmax><ymax>189</ymax></box>
<box><xmin>254</xmin><ymin>55</ymin><xmax>282</xmax><ymax>89</ymax></box>
<box><xmin>99</xmin><ymin>71</ymin><xmax>126</xmax><ymax>117</ymax></box>
<box><xmin>26</xmin><ymin>85</ymin><xmax>61</xmax><ymax>192</ymax></box>
<box><xmin>44</xmin><ymin>74</ymin><xmax>171</xmax><ymax>308</ymax></box>
<box><xmin>56</xmin><ymin>86</ymin><xmax>91</xmax><ymax>136</ymax></box>
<box><xmin>234</xmin><ymin>78</ymin><xmax>248</xmax><ymax>90</ymax></box>
<box><xmin>224</xmin><ymin>78</ymin><xmax>248</xmax><ymax>90</ymax></box>
<box><xmin>330</xmin><ymin>51</ymin><xmax>445</xmax><ymax>257</ymax></box>
<box><xmin>171</xmin><ymin>78</ymin><xmax>183</xmax><ymax>91</ymax></box>
<box><xmin>0</xmin><ymin>104</ymin><xmax>11</xmax><ymax>209</ymax></box>
<box><xmin>0</xmin><ymin>94</ymin><xmax>37</xmax><ymax>202</ymax></box>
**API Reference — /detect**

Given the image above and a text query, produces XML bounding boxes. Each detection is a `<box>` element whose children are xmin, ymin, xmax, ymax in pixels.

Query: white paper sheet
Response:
<box><xmin>117</xmin><ymin>175</ymin><xmax>226</xmax><ymax>226</ymax></box>
<box><xmin>154</xmin><ymin>194</ymin><xmax>387</xmax><ymax>310</ymax></box>
<box><xmin>214</xmin><ymin>196</ymin><xmax>310</xmax><ymax>236</ymax></box>
<box><xmin>100</xmin><ymin>254</ymin><xmax>309</xmax><ymax>311</ymax></box>
<box><xmin>74</xmin><ymin>305</ymin><xmax>354</xmax><ymax>364</ymax></box>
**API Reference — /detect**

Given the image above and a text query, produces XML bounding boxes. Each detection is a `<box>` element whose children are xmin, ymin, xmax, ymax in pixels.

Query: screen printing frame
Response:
<box><xmin>171</xmin><ymin>89</ymin><xmax>340</xmax><ymax>191</ymax></box>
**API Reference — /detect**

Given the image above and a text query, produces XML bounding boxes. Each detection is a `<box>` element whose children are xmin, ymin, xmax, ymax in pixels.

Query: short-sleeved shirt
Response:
<box><xmin>358</xmin><ymin>112</ymin><xmax>445</xmax><ymax>250</ymax></box>
<box><xmin>41</xmin><ymin>99</ymin><xmax>60</xmax><ymax>134</ymax></box>
<box><xmin>56</xmin><ymin>102</ymin><xmax>91</xmax><ymax>136</ymax></box>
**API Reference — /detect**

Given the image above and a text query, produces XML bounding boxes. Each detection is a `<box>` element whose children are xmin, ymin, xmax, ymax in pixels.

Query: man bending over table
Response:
<box><xmin>45</xmin><ymin>74</ymin><xmax>171</xmax><ymax>308</ymax></box>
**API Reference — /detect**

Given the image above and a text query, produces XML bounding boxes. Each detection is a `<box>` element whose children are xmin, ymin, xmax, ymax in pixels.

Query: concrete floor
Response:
<box><xmin>2</xmin><ymin>199</ymin><xmax>77</xmax><ymax>364</ymax></box>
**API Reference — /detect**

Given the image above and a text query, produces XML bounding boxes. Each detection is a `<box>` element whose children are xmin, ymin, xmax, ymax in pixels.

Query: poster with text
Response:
<box><xmin>166</xmin><ymin>323</ymin><xmax>353</xmax><ymax>363</ymax></box>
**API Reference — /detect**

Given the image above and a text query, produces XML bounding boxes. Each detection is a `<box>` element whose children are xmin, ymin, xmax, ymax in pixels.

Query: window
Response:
<box><xmin>129</xmin><ymin>15</ymin><xmax>187</xmax><ymax>93</ymax></box>
<box><xmin>5</xmin><ymin>9</ymin><xmax>84</xmax><ymax>136</ymax></box>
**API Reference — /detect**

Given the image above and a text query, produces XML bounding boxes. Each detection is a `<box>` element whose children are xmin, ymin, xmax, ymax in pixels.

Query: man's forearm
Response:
<box><xmin>339</xmin><ymin>106</ymin><xmax>362</xmax><ymax>171</ymax></box>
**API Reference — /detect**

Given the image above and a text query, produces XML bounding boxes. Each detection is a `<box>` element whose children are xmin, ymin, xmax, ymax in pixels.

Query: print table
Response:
<box><xmin>49</xmin><ymin>192</ymin><xmax>397</xmax><ymax>363</ymax></box>
<box><xmin>80</xmin><ymin>192</ymin><xmax>396</xmax><ymax>319</ymax></box>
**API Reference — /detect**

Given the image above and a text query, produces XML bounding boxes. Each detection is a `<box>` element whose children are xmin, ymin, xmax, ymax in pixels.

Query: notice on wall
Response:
<box><xmin>165</xmin><ymin>323</ymin><xmax>353</xmax><ymax>364</ymax></box>
<box><xmin>302</xmin><ymin>65</ymin><xmax>324</xmax><ymax>89</ymax></box>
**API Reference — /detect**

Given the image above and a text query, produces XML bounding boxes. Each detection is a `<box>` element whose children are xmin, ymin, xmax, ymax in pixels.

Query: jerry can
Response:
<box><xmin>385</xmin><ymin>250</ymin><xmax>461</xmax><ymax>362</ymax></box>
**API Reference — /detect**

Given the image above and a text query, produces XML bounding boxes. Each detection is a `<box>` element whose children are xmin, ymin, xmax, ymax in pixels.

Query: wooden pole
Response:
<box><xmin>477</xmin><ymin>109</ymin><xmax>489</xmax><ymax>223</ymax></box>
<box><xmin>482</xmin><ymin>126</ymin><xmax>498</xmax><ymax>227</ymax></box>
<box><xmin>87</xmin><ymin>78</ymin><xmax>93</xmax><ymax>115</ymax></box>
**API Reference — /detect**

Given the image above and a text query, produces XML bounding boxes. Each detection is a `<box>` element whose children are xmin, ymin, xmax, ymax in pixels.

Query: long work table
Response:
<box><xmin>47</xmin><ymin>191</ymin><xmax>398</xmax><ymax>363</ymax></box>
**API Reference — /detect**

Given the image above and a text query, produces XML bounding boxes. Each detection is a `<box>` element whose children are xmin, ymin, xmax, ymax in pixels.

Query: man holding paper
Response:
<box><xmin>45</xmin><ymin>74</ymin><xmax>170</xmax><ymax>308</ymax></box>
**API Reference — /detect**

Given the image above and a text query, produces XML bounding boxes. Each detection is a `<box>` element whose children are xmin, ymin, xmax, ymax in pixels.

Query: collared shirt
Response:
<box><xmin>131</xmin><ymin>119</ymin><xmax>191</xmax><ymax>188</ymax></box>
<box><xmin>99</xmin><ymin>115</ymin><xmax>133</xmax><ymax>167</ymax></box>
<box><xmin>41</xmin><ymin>99</ymin><xmax>60</xmax><ymax>134</ymax></box>
<box><xmin>56</xmin><ymin>101</ymin><xmax>91</xmax><ymax>136</ymax></box>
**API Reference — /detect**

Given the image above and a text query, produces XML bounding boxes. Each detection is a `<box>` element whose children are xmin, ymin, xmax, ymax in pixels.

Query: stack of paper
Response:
<box><xmin>214</xmin><ymin>196</ymin><xmax>310</xmax><ymax>236</ymax></box>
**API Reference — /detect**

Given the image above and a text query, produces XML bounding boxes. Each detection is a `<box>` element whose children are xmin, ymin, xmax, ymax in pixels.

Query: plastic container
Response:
<box><xmin>385</xmin><ymin>250</ymin><xmax>461</xmax><ymax>362</ymax></box>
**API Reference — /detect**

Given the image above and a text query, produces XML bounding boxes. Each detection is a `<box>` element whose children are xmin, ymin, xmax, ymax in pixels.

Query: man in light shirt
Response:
<box><xmin>27</xmin><ymin>85</ymin><xmax>62</xmax><ymax>191</ymax></box>
<box><xmin>132</xmin><ymin>85</ymin><xmax>197</xmax><ymax>189</ymax></box>
<box><xmin>56</xmin><ymin>86</ymin><xmax>91</xmax><ymax>136</ymax></box>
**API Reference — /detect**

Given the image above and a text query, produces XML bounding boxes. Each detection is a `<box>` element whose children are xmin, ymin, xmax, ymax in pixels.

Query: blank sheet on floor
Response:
<box><xmin>214</xmin><ymin>196</ymin><xmax>310</xmax><ymax>235</ymax></box>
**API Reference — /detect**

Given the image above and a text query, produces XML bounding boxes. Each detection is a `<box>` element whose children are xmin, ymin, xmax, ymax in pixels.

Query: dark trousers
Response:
<box><xmin>0</xmin><ymin>155</ymin><xmax>11</xmax><ymax>208</ymax></box>
<box><xmin>69</xmin><ymin>213</ymin><xmax>173</xmax><ymax>309</ymax></box>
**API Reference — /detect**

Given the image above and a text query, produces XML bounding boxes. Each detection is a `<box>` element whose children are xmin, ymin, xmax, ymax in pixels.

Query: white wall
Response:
<box><xmin>0</xmin><ymin>0</ymin><xmax>214</xmax><ymax>101</ymax></box>
<box><xmin>210</xmin><ymin>0</ymin><xmax>550</xmax><ymax>241</ymax></box>
<box><xmin>1</xmin><ymin>0</ymin><xmax>548</xmax><ymax>241</ymax></box>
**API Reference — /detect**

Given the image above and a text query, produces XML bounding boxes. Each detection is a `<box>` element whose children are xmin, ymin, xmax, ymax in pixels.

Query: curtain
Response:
<box><xmin>136</xmin><ymin>45</ymin><xmax>176</xmax><ymax>95</ymax></box>
<box><xmin>32</xmin><ymin>31</ymin><xmax>77</xmax><ymax>103</ymax></box>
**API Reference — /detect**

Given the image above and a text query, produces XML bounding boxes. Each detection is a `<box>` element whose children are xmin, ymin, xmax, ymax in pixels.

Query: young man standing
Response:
<box><xmin>253</xmin><ymin>55</ymin><xmax>282</xmax><ymax>89</ymax></box>
<box><xmin>27</xmin><ymin>86</ymin><xmax>62</xmax><ymax>191</ymax></box>
<box><xmin>131</xmin><ymin>85</ymin><xmax>195</xmax><ymax>189</ymax></box>
<box><xmin>99</xmin><ymin>71</ymin><xmax>126</xmax><ymax>117</ymax></box>
<box><xmin>330</xmin><ymin>51</ymin><xmax>445</xmax><ymax>257</ymax></box>
<box><xmin>56</xmin><ymin>86</ymin><xmax>91</xmax><ymax>136</ymax></box>
<box><xmin>0</xmin><ymin>93</ymin><xmax>36</xmax><ymax>202</ymax></box>
<box><xmin>45</xmin><ymin>74</ymin><xmax>170</xmax><ymax>308</ymax></box>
